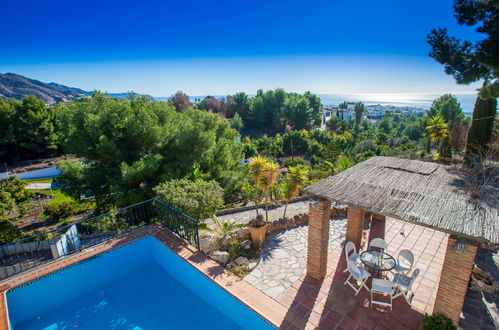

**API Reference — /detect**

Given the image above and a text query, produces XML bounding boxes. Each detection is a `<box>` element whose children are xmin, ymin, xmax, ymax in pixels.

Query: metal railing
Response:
<box><xmin>0</xmin><ymin>198</ymin><xmax>199</xmax><ymax>280</ymax></box>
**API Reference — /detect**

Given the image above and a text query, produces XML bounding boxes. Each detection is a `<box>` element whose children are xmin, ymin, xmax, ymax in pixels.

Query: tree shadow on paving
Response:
<box><xmin>204</xmin><ymin>265</ymin><xmax>227</xmax><ymax>279</ymax></box>
<box><xmin>259</xmin><ymin>224</ymin><xmax>306</xmax><ymax>263</ymax></box>
<box><xmin>460</xmin><ymin>289</ymin><xmax>498</xmax><ymax>330</ymax></box>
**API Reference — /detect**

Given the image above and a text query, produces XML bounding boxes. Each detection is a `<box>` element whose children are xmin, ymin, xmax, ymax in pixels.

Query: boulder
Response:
<box><xmin>237</xmin><ymin>227</ymin><xmax>250</xmax><ymax>239</ymax></box>
<box><xmin>209</xmin><ymin>251</ymin><xmax>230</xmax><ymax>265</ymax></box>
<box><xmin>241</xmin><ymin>240</ymin><xmax>252</xmax><ymax>249</ymax></box>
<box><xmin>199</xmin><ymin>236</ymin><xmax>220</xmax><ymax>254</ymax></box>
<box><xmin>234</xmin><ymin>256</ymin><xmax>249</xmax><ymax>267</ymax></box>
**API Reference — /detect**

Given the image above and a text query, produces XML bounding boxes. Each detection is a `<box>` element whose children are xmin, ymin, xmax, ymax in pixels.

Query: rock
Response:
<box><xmin>199</xmin><ymin>237</ymin><xmax>212</xmax><ymax>254</ymax></box>
<box><xmin>234</xmin><ymin>256</ymin><xmax>249</xmax><ymax>266</ymax></box>
<box><xmin>248</xmin><ymin>262</ymin><xmax>257</xmax><ymax>269</ymax></box>
<box><xmin>237</xmin><ymin>227</ymin><xmax>250</xmax><ymax>239</ymax></box>
<box><xmin>241</xmin><ymin>240</ymin><xmax>252</xmax><ymax>249</ymax></box>
<box><xmin>219</xmin><ymin>236</ymin><xmax>233</xmax><ymax>248</ymax></box>
<box><xmin>209</xmin><ymin>251</ymin><xmax>230</xmax><ymax>265</ymax></box>
<box><xmin>227</xmin><ymin>262</ymin><xmax>236</xmax><ymax>268</ymax></box>
<box><xmin>199</xmin><ymin>236</ymin><xmax>220</xmax><ymax>254</ymax></box>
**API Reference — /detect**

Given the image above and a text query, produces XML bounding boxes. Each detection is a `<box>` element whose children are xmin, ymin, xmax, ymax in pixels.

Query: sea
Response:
<box><xmin>176</xmin><ymin>93</ymin><xmax>478</xmax><ymax>115</ymax></box>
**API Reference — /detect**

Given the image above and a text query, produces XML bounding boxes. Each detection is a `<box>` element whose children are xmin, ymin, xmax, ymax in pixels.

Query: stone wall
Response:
<box><xmin>267</xmin><ymin>213</ymin><xmax>309</xmax><ymax>234</ymax></box>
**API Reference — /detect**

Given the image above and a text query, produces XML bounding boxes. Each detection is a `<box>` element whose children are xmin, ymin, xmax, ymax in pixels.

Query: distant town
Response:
<box><xmin>323</xmin><ymin>103</ymin><xmax>426</xmax><ymax>124</ymax></box>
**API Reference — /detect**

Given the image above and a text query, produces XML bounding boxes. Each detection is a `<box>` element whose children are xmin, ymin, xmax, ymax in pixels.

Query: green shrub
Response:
<box><xmin>283</xmin><ymin>130</ymin><xmax>309</xmax><ymax>155</ymax></box>
<box><xmin>0</xmin><ymin>219</ymin><xmax>22</xmax><ymax>244</ymax></box>
<box><xmin>227</xmin><ymin>265</ymin><xmax>247</xmax><ymax>278</ymax></box>
<box><xmin>242</xmin><ymin>142</ymin><xmax>258</xmax><ymax>158</ymax></box>
<box><xmin>44</xmin><ymin>201</ymin><xmax>78</xmax><ymax>221</ymax></box>
<box><xmin>228</xmin><ymin>239</ymin><xmax>246</xmax><ymax>260</ymax></box>
<box><xmin>284</xmin><ymin>158</ymin><xmax>305</xmax><ymax>168</ymax></box>
<box><xmin>154</xmin><ymin>179</ymin><xmax>224</xmax><ymax>220</ymax></box>
<box><xmin>422</xmin><ymin>314</ymin><xmax>456</xmax><ymax>330</ymax></box>
<box><xmin>17</xmin><ymin>202</ymin><xmax>31</xmax><ymax>217</ymax></box>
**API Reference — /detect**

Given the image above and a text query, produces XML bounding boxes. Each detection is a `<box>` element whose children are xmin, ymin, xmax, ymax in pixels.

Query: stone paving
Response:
<box><xmin>244</xmin><ymin>217</ymin><xmax>347</xmax><ymax>298</ymax></box>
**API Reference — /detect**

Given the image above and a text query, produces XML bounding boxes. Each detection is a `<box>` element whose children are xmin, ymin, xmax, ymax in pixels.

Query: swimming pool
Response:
<box><xmin>6</xmin><ymin>236</ymin><xmax>275</xmax><ymax>329</ymax></box>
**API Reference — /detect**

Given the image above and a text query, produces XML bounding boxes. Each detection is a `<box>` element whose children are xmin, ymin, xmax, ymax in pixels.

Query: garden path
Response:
<box><xmin>215</xmin><ymin>200</ymin><xmax>310</xmax><ymax>226</ymax></box>
<box><xmin>244</xmin><ymin>217</ymin><xmax>347</xmax><ymax>298</ymax></box>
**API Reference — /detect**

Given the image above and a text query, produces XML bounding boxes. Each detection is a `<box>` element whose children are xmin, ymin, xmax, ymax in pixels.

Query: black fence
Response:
<box><xmin>0</xmin><ymin>198</ymin><xmax>199</xmax><ymax>280</ymax></box>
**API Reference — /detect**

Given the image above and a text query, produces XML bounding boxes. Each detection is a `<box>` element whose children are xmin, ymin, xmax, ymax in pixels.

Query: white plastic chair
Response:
<box><xmin>393</xmin><ymin>268</ymin><xmax>420</xmax><ymax>305</ymax></box>
<box><xmin>344</xmin><ymin>261</ymin><xmax>371</xmax><ymax>295</ymax></box>
<box><xmin>369</xmin><ymin>238</ymin><xmax>387</xmax><ymax>251</ymax></box>
<box><xmin>371</xmin><ymin>278</ymin><xmax>395</xmax><ymax>310</ymax></box>
<box><xmin>343</xmin><ymin>241</ymin><xmax>361</xmax><ymax>272</ymax></box>
<box><xmin>392</xmin><ymin>249</ymin><xmax>415</xmax><ymax>274</ymax></box>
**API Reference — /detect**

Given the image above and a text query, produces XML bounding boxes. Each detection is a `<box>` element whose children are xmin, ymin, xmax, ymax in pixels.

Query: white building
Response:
<box><xmin>367</xmin><ymin>105</ymin><xmax>385</xmax><ymax>118</ymax></box>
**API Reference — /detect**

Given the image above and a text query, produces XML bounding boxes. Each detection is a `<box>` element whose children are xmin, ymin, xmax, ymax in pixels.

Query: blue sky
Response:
<box><xmin>0</xmin><ymin>0</ymin><xmax>483</xmax><ymax>96</ymax></box>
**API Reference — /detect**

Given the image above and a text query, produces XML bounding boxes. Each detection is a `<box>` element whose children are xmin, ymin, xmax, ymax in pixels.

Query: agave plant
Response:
<box><xmin>206</xmin><ymin>215</ymin><xmax>244</xmax><ymax>238</ymax></box>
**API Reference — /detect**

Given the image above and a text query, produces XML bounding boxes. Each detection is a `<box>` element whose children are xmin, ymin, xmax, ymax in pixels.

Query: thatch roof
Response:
<box><xmin>305</xmin><ymin>156</ymin><xmax>499</xmax><ymax>244</ymax></box>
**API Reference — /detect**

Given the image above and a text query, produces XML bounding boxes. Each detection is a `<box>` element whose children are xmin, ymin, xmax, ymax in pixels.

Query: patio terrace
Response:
<box><xmin>275</xmin><ymin>216</ymin><xmax>448</xmax><ymax>329</ymax></box>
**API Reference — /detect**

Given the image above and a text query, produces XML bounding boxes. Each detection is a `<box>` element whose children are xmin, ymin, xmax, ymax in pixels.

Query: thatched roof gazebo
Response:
<box><xmin>302</xmin><ymin>156</ymin><xmax>499</xmax><ymax>325</ymax></box>
<box><xmin>306</xmin><ymin>156</ymin><xmax>498</xmax><ymax>244</ymax></box>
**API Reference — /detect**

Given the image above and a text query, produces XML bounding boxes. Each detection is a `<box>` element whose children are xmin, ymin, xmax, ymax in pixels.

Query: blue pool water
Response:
<box><xmin>7</xmin><ymin>236</ymin><xmax>275</xmax><ymax>329</ymax></box>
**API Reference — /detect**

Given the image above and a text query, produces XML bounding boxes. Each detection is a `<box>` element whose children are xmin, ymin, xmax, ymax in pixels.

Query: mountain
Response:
<box><xmin>0</xmin><ymin>73</ymin><xmax>153</xmax><ymax>104</ymax></box>
<box><xmin>47</xmin><ymin>82</ymin><xmax>92</xmax><ymax>96</ymax></box>
<box><xmin>0</xmin><ymin>73</ymin><xmax>88</xmax><ymax>104</ymax></box>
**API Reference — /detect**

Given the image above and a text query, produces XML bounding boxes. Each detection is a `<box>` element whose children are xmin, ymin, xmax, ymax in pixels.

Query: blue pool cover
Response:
<box><xmin>0</xmin><ymin>167</ymin><xmax>61</xmax><ymax>180</ymax></box>
<box><xmin>7</xmin><ymin>236</ymin><xmax>275</xmax><ymax>329</ymax></box>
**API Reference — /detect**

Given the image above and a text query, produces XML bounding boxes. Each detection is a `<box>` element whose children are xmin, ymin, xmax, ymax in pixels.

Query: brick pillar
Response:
<box><xmin>371</xmin><ymin>213</ymin><xmax>385</xmax><ymax>222</ymax></box>
<box><xmin>345</xmin><ymin>206</ymin><xmax>364</xmax><ymax>249</ymax></box>
<box><xmin>433</xmin><ymin>237</ymin><xmax>478</xmax><ymax>325</ymax></box>
<box><xmin>307</xmin><ymin>199</ymin><xmax>331</xmax><ymax>280</ymax></box>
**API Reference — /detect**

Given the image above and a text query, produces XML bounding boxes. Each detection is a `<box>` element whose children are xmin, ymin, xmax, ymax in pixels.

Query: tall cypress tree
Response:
<box><xmin>427</xmin><ymin>0</ymin><xmax>498</xmax><ymax>168</ymax></box>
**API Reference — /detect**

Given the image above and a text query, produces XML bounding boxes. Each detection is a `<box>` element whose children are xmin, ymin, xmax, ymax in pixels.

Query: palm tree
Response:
<box><xmin>282</xmin><ymin>166</ymin><xmax>308</xmax><ymax>219</ymax></box>
<box><xmin>425</xmin><ymin>108</ymin><xmax>439</xmax><ymax>153</ymax></box>
<box><xmin>259</xmin><ymin>161</ymin><xmax>280</xmax><ymax>222</ymax></box>
<box><xmin>248</xmin><ymin>156</ymin><xmax>268</xmax><ymax>215</ymax></box>
<box><xmin>426</xmin><ymin>115</ymin><xmax>449</xmax><ymax>152</ymax></box>
<box><xmin>354</xmin><ymin>102</ymin><xmax>366</xmax><ymax>126</ymax></box>
<box><xmin>338</xmin><ymin>101</ymin><xmax>348</xmax><ymax>120</ymax></box>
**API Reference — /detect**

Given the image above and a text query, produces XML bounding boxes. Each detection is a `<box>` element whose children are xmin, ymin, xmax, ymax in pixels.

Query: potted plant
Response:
<box><xmin>247</xmin><ymin>156</ymin><xmax>280</xmax><ymax>242</ymax></box>
<box><xmin>249</xmin><ymin>214</ymin><xmax>267</xmax><ymax>243</ymax></box>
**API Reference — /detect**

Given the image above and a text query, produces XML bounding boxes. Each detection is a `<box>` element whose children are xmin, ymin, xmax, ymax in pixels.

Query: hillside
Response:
<box><xmin>0</xmin><ymin>73</ymin><xmax>87</xmax><ymax>104</ymax></box>
<box><xmin>0</xmin><ymin>73</ymin><xmax>154</xmax><ymax>104</ymax></box>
